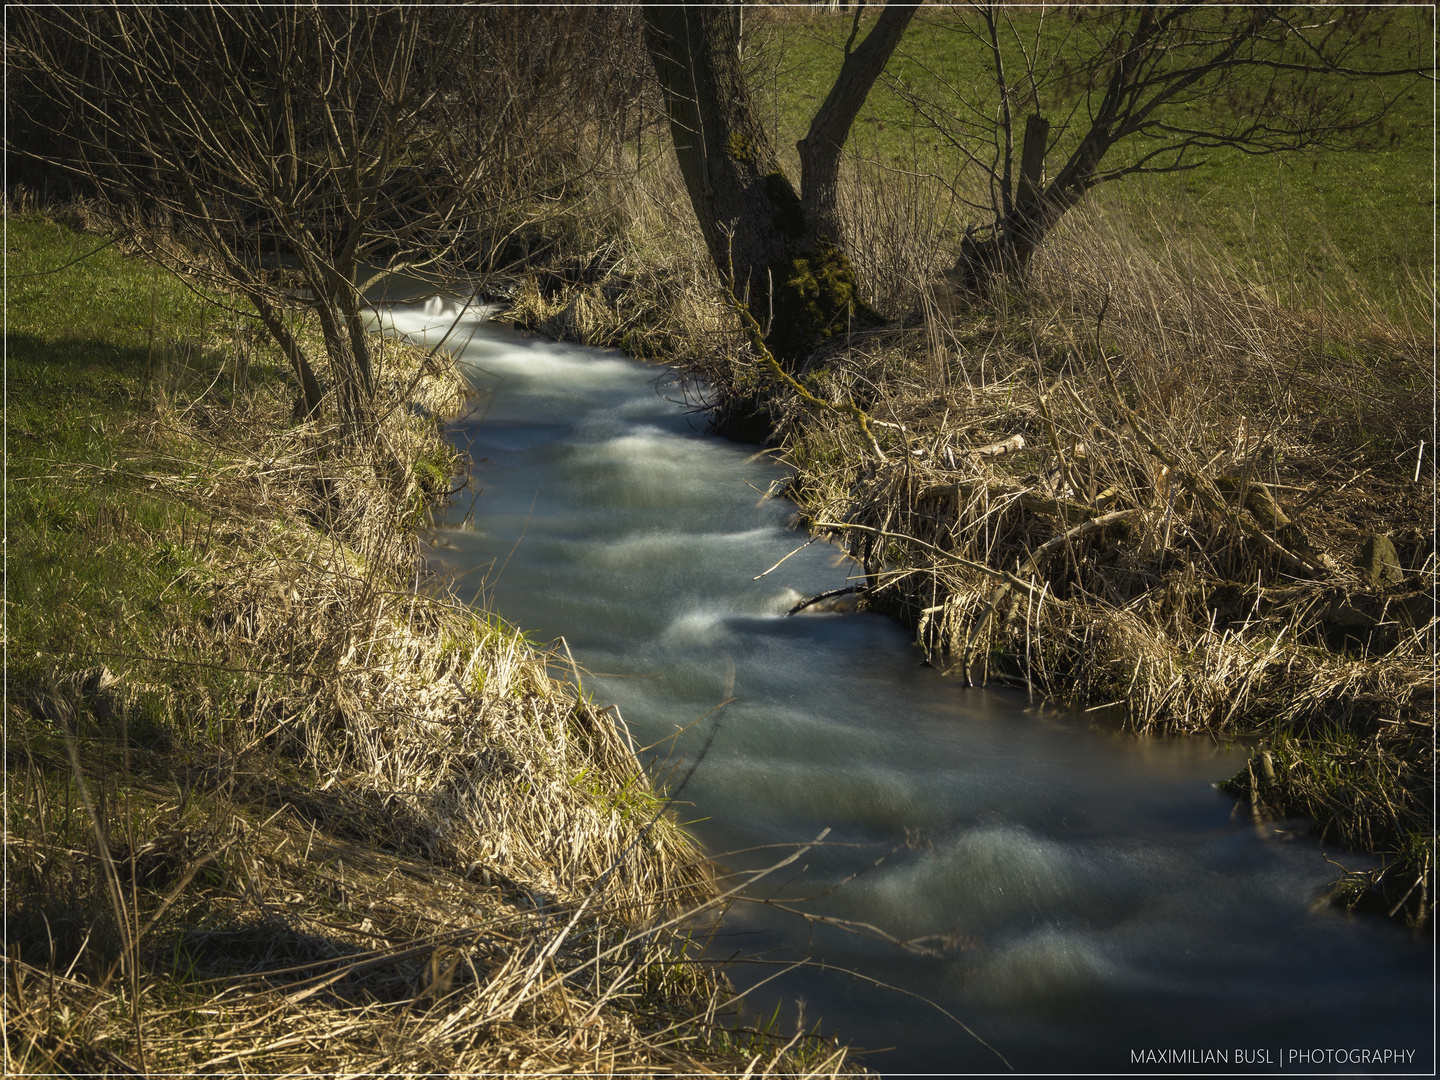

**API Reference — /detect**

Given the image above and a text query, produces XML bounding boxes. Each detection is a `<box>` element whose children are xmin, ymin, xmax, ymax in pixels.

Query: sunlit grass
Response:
<box><xmin>753</xmin><ymin>7</ymin><xmax>1431</xmax><ymax>316</ymax></box>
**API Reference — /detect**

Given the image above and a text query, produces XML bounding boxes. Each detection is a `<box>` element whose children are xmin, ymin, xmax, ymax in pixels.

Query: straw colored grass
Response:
<box><xmin>505</xmin><ymin>143</ymin><xmax>743</xmax><ymax>371</ymax></box>
<box><xmin>692</xmin><ymin>189</ymin><xmax>1433</xmax><ymax>930</ymax></box>
<box><xmin>413</xmin><ymin>132</ymin><xmax>1433</xmax><ymax>930</ymax></box>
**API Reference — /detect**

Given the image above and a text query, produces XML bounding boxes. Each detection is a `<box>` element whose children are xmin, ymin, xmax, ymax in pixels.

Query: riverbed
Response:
<box><xmin>381</xmin><ymin>296</ymin><xmax>1432</xmax><ymax>1074</ymax></box>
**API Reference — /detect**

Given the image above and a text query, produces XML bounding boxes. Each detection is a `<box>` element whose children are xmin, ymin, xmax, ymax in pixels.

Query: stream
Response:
<box><xmin>380</xmin><ymin>296</ymin><xmax>1431</xmax><ymax>1074</ymax></box>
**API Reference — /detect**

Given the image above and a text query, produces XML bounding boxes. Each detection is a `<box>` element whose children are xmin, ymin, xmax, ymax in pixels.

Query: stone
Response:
<box><xmin>1359</xmin><ymin>533</ymin><xmax>1403</xmax><ymax>586</ymax></box>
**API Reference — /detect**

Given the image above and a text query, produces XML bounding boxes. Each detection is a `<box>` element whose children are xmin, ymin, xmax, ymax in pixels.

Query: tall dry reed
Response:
<box><xmin>764</xmin><ymin>185</ymin><xmax>1432</xmax><ymax>927</ymax></box>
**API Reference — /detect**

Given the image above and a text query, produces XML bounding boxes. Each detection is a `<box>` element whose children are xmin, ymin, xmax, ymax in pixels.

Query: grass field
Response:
<box><xmin>6</xmin><ymin>216</ymin><xmax>256</xmax><ymax>695</ymax></box>
<box><xmin>748</xmin><ymin>6</ymin><xmax>1432</xmax><ymax>315</ymax></box>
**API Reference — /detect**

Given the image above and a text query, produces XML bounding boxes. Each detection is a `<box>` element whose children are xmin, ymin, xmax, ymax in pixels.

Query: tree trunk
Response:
<box><xmin>949</xmin><ymin>8</ymin><xmax>1156</xmax><ymax>294</ymax></box>
<box><xmin>954</xmin><ymin>94</ymin><xmax>1131</xmax><ymax>292</ymax></box>
<box><xmin>249</xmin><ymin>292</ymin><xmax>324</xmax><ymax>420</ymax></box>
<box><xmin>640</xmin><ymin>5</ymin><xmax>790</xmax><ymax>303</ymax></box>
<box><xmin>313</xmin><ymin>300</ymin><xmax>373</xmax><ymax>444</ymax></box>
<box><xmin>796</xmin><ymin>3</ymin><xmax>918</xmax><ymax>246</ymax></box>
<box><xmin>641</xmin><ymin>2</ymin><xmax>914</xmax><ymax>366</ymax></box>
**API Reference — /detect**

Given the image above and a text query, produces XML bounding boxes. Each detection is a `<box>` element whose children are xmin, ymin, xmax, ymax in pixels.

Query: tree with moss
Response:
<box><xmin>641</xmin><ymin>2</ymin><xmax>918</xmax><ymax>369</ymax></box>
<box><xmin>643</xmin><ymin>3</ymin><xmax>1424</xmax><ymax>357</ymax></box>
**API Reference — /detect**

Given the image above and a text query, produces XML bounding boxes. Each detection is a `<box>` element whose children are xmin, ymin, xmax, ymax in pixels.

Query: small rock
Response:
<box><xmin>1359</xmin><ymin>533</ymin><xmax>1403</xmax><ymax>586</ymax></box>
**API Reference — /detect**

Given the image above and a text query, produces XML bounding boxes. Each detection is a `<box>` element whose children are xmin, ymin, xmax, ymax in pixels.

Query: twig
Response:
<box><xmin>11</xmin><ymin>234</ymin><xmax>120</xmax><ymax>277</ymax></box>
<box><xmin>812</xmin><ymin>519</ymin><xmax>1043</xmax><ymax>599</ymax></box>
<box><xmin>753</xmin><ymin>535</ymin><xmax>820</xmax><ymax>580</ymax></box>
<box><xmin>1019</xmin><ymin>509</ymin><xmax>1136</xmax><ymax>576</ymax></box>
<box><xmin>786</xmin><ymin>586</ymin><xmax>861</xmax><ymax>616</ymax></box>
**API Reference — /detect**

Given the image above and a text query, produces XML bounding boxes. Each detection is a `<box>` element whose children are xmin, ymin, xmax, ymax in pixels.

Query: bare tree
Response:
<box><xmin>641</xmin><ymin>1</ymin><xmax>919</xmax><ymax>366</ymax></box>
<box><xmin>893</xmin><ymin>4</ymin><xmax>1428</xmax><ymax>290</ymax></box>
<box><xmin>9</xmin><ymin>5</ymin><xmax>586</xmax><ymax>442</ymax></box>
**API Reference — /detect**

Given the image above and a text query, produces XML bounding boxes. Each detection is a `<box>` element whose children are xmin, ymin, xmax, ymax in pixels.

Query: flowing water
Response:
<box><xmin>381</xmin><ymin>296</ymin><xmax>1431</xmax><ymax>1074</ymax></box>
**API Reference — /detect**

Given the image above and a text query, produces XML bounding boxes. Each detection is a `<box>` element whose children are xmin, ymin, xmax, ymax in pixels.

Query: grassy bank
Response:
<box><xmin>755</xmin><ymin>6</ymin><xmax>1432</xmax><ymax>316</ymax></box>
<box><xmin>828</xmin><ymin>195</ymin><xmax>1428</xmax><ymax>926</ymax></box>
<box><xmin>760</xmin><ymin>194</ymin><xmax>1433</xmax><ymax>928</ymax></box>
<box><xmin>4</xmin><ymin>210</ymin><xmax>858</xmax><ymax>1073</ymax></box>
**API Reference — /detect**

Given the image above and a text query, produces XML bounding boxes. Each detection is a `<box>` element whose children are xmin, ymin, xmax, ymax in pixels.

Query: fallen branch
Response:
<box><xmin>919</xmin><ymin>477</ymin><xmax>1105</xmax><ymax>521</ymax></box>
<box><xmin>811</xmin><ymin>520</ymin><xmax>1043</xmax><ymax>599</ymax></box>
<box><xmin>786</xmin><ymin>586</ymin><xmax>862</xmax><ymax>616</ymax></box>
<box><xmin>970</xmin><ymin>434</ymin><xmax>1025</xmax><ymax>457</ymax></box>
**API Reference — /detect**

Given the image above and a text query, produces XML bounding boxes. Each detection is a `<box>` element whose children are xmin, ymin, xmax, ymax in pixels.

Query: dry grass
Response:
<box><xmin>6</xmin><ymin>307</ymin><xmax>862</xmax><ymax>1074</ymax></box>
<box><xmin>836</xmin><ymin>142</ymin><xmax>967</xmax><ymax>322</ymax></box>
<box><xmin>721</xmin><ymin>191</ymin><xmax>1434</xmax><ymax>929</ymax></box>
<box><xmin>505</xmin><ymin>144</ymin><xmax>744</xmax><ymax>371</ymax></box>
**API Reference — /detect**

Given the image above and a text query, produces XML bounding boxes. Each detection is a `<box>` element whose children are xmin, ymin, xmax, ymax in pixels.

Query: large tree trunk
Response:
<box><xmin>641</xmin><ymin>2</ymin><xmax>915</xmax><ymax>366</ymax></box>
<box><xmin>640</xmin><ymin>5</ymin><xmax>792</xmax><ymax>305</ymax></box>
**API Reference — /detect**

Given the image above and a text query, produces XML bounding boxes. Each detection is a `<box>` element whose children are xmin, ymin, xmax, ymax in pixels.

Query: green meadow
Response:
<box><xmin>754</xmin><ymin>6</ymin><xmax>1432</xmax><ymax>314</ymax></box>
<box><xmin>6</xmin><ymin>217</ymin><xmax>256</xmax><ymax>695</ymax></box>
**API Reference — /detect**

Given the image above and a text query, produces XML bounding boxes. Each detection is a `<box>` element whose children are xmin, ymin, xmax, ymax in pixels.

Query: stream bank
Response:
<box><xmin>6</xmin><ymin>212</ymin><xmax>848</xmax><ymax>1076</ymax></box>
<box><xmin>506</xmin><ymin>210</ymin><xmax>1435</xmax><ymax>932</ymax></box>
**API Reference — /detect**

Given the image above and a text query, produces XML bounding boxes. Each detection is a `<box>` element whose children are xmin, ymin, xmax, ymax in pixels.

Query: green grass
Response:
<box><xmin>755</xmin><ymin>7</ymin><xmax>1432</xmax><ymax>312</ymax></box>
<box><xmin>8</xmin><ymin>217</ymin><xmax>230</xmax><ymax>691</ymax></box>
<box><xmin>5</xmin><ymin>217</ymin><xmax>310</xmax><ymax>757</ymax></box>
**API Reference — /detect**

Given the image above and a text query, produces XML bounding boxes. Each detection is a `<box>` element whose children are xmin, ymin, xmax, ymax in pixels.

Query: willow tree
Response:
<box><xmin>641</xmin><ymin>1</ymin><xmax>919</xmax><ymax>367</ymax></box>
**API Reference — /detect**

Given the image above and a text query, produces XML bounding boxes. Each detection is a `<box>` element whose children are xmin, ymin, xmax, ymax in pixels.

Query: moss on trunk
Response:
<box><xmin>758</xmin><ymin>240</ymin><xmax>884</xmax><ymax>367</ymax></box>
